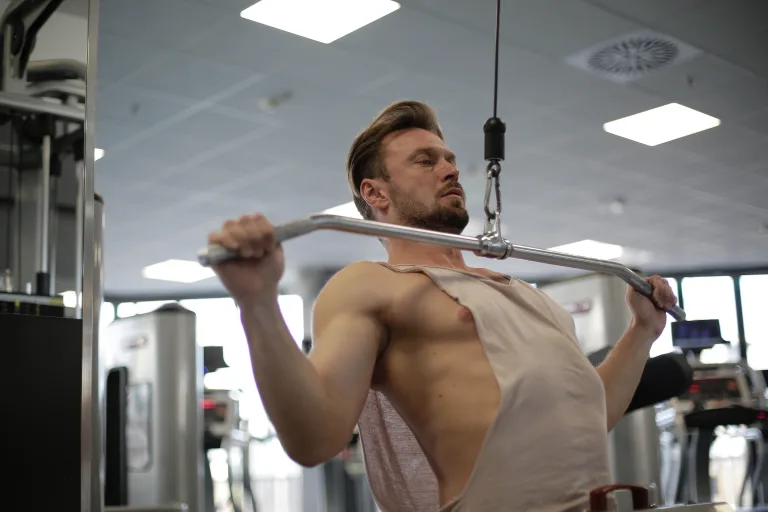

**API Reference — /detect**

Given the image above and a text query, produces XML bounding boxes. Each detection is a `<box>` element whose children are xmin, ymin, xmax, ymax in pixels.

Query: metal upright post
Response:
<box><xmin>36</xmin><ymin>133</ymin><xmax>51</xmax><ymax>295</ymax></box>
<box><xmin>82</xmin><ymin>0</ymin><xmax>103</xmax><ymax>510</ymax></box>
<box><xmin>75</xmin><ymin>159</ymin><xmax>83</xmax><ymax>318</ymax></box>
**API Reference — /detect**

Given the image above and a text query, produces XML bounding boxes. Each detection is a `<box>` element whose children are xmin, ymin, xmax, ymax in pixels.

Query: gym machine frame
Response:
<box><xmin>0</xmin><ymin>1</ymin><xmax>100</xmax><ymax>511</ymax></box>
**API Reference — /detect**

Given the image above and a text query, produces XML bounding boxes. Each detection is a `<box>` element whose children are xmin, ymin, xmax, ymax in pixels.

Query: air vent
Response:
<box><xmin>566</xmin><ymin>30</ymin><xmax>701</xmax><ymax>84</ymax></box>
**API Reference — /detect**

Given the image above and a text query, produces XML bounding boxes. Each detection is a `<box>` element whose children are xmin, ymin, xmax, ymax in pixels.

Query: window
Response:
<box><xmin>649</xmin><ymin>278</ymin><xmax>679</xmax><ymax>358</ymax></box>
<box><xmin>681</xmin><ymin>276</ymin><xmax>739</xmax><ymax>362</ymax></box>
<box><xmin>741</xmin><ymin>275</ymin><xmax>768</xmax><ymax>369</ymax></box>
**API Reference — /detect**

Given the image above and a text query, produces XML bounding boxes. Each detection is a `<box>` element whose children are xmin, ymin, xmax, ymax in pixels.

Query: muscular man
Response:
<box><xmin>209</xmin><ymin>101</ymin><xmax>678</xmax><ymax>511</ymax></box>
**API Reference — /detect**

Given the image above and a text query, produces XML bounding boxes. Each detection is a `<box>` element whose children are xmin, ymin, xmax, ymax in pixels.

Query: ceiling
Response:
<box><xmin>92</xmin><ymin>0</ymin><xmax>768</xmax><ymax>298</ymax></box>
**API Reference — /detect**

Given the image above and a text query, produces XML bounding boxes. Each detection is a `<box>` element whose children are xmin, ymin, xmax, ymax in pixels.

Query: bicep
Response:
<box><xmin>308</xmin><ymin>268</ymin><xmax>386</xmax><ymax>431</ymax></box>
<box><xmin>309</xmin><ymin>312</ymin><xmax>383</xmax><ymax>409</ymax></box>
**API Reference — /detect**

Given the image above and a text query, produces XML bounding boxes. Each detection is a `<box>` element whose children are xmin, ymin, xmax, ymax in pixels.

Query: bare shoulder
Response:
<box><xmin>313</xmin><ymin>261</ymin><xmax>396</xmax><ymax>317</ymax></box>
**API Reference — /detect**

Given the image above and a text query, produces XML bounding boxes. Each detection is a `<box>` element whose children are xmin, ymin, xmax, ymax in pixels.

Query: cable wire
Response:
<box><xmin>492</xmin><ymin>0</ymin><xmax>501</xmax><ymax>118</ymax></box>
<box><xmin>5</xmin><ymin>120</ymin><xmax>12</xmax><ymax>270</ymax></box>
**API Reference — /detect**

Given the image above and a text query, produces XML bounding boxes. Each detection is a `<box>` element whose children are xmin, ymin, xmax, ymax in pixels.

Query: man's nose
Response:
<box><xmin>437</xmin><ymin>160</ymin><xmax>459</xmax><ymax>182</ymax></box>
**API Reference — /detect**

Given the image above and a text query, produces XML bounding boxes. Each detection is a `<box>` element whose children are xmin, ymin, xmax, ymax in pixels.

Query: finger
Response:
<box><xmin>251</xmin><ymin>215</ymin><xmax>278</xmax><ymax>253</ymax></box>
<box><xmin>209</xmin><ymin>219</ymin><xmax>242</xmax><ymax>252</ymax></box>
<box><xmin>664</xmin><ymin>286</ymin><xmax>677</xmax><ymax>308</ymax></box>
<box><xmin>647</xmin><ymin>276</ymin><xmax>666</xmax><ymax>309</ymax></box>
<box><xmin>648</xmin><ymin>276</ymin><xmax>677</xmax><ymax>309</ymax></box>
<box><xmin>226</xmin><ymin>219</ymin><xmax>258</xmax><ymax>258</ymax></box>
<box><xmin>653</xmin><ymin>276</ymin><xmax>677</xmax><ymax>307</ymax></box>
<box><xmin>240</xmin><ymin>215</ymin><xmax>268</xmax><ymax>259</ymax></box>
<box><xmin>256</xmin><ymin>214</ymin><xmax>277</xmax><ymax>249</ymax></box>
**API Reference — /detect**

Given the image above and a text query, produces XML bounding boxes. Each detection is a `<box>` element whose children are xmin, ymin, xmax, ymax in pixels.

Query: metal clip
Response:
<box><xmin>477</xmin><ymin>161</ymin><xmax>508</xmax><ymax>259</ymax></box>
<box><xmin>482</xmin><ymin>161</ymin><xmax>503</xmax><ymax>239</ymax></box>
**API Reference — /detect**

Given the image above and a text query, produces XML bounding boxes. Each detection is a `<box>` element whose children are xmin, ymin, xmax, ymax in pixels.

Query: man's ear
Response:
<box><xmin>360</xmin><ymin>178</ymin><xmax>389</xmax><ymax>212</ymax></box>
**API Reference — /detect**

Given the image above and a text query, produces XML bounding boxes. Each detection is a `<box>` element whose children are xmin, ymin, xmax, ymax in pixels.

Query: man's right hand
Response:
<box><xmin>208</xmin><ymin>214</ymin><xmax>285</xmax><ymax>304</ymax></box>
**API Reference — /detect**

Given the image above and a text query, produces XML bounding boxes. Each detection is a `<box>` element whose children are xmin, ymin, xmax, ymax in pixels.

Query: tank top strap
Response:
<box><xmin>374</xmin><ymin>261</ymin><xmax>513</xmax><ymax>285</ymax></box>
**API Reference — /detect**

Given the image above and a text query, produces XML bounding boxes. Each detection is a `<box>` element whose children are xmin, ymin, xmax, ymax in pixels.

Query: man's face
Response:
<box><xmin>366</xmin><ymin>128</ymin><xmax>469</xmax><ymax>234</ymax></box>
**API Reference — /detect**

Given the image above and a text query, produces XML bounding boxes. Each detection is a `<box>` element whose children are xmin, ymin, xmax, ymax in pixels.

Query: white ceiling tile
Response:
<box><xmin>738</xmin><ymin>107</ymin><xmax>768</xmax><ymax>137</ymax></box>
<box><xmin>97</xmin><ymin>85</ymin><xmax>193</xmax><ymax>129</ymax></box>
<box><xmin>585</xmin><ymin>0</ymin><xmax>713</xmax><ymax>26</ymax></box>
<box><xmin>183</xmin><ymin>17</ymin><xmax>326</xmax><ymax>72</ymax></box>
<box><xmin>96</xmin><ymin>32</ymin><xmax>161</xmax><ymax>83</ymax></box>
<box><xmin>672</xmin><ymin>123</ymin><xmax>768</xmax><ymax>169</ymax></box>
<box><xmin>651</xmin><ymin>0</ymin><xmax>768</xmax><ymax>77</ymax></box>
<box><xmin>683</xmin><ymin>74</ymin><xmax>768</xmax><ymax>121</ymax></box>
<box><xmin>124</xmin><ymin>52</ymin><xmax>264</xmax><ymax>102</ymax></box>
<box><xmin>635</xmin><ymin>53</ymin><xmax>751</xmax><ymax>102</ymax></box>
<box><xmin>99</xmin><ymin>0</ymin><xmax>225</xmax><ymax>49</ymax></box>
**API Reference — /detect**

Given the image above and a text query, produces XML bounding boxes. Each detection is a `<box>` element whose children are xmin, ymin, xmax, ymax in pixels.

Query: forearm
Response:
<box><xmin>240</xmin><ymin>298</ymin><xmax>339</xmax><ymax>464</ymax></box>
<box><xmin>596</xmin><ymin>325</ymin><xmax>655</xmax><ymax>430</ymax></box>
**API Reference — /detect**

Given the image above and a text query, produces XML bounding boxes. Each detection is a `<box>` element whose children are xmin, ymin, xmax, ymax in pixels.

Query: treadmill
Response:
<box><xmin>655</xmin><ymin>319</ymin><xmax>768</xmax><ymax>507</ymax></box>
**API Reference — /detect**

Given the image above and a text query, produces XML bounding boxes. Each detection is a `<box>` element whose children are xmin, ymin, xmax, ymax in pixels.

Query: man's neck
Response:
<box><xmin>385</xmin><ymin>238</ymin><xmax>468</xmax><ymax>269</ymax></box>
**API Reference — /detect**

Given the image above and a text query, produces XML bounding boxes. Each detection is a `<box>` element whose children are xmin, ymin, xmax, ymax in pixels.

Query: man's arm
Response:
<box><xmin>242</xmin><ymin>262</ymin><xmax>386</xmax><ymax>466</ymax></box>
<box><xmin>595</xmin><ymin>327</ymin><xmax>655</xmax><ymax>431</ymax></box>
<box><xmin>595</xmin><ymin>275</ymin><xmax>677</xmax><ymax>431</ymax></box>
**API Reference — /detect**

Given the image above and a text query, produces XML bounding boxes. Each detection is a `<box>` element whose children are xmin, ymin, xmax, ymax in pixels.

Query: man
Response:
<box><xmin>209</xmin><ymin>101</ymin><xmax>678</xmax><ymax>511</ymax></box>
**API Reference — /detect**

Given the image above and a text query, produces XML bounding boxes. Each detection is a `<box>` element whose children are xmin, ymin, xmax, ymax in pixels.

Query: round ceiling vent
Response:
<box><xmin>588</xmin><ymin>37</ymin><xmax>679</xmax><ymax>77</ymax></box>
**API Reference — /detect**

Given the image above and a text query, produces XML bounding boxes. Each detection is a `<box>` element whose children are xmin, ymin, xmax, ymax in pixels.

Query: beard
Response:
<box><xmin>389</xmin><ymin>186</ymin><xmax>470</xmax><ymax>235</ymax></box>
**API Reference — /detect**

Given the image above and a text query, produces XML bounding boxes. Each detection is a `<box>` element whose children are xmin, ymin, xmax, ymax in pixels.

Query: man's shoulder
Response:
<box><xmin>335</xmin><ymin>260</ymin><xmax>392</xmax><ymax>279</ymax></box>
<box><xmin>315</xmin><ymin>261</ymin><xmax>397</xmax><ymax>309</ymax></box>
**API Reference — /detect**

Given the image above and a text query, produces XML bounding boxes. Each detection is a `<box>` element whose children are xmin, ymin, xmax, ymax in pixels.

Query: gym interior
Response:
<box><xmin>2</xmin><ymin>0</ymin><xmax>768</xmax><ymax>511</ymax></box>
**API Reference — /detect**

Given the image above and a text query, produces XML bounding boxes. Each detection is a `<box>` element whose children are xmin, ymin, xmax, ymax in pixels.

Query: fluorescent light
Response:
<box><xmin>603</xmin><ymin>103</ymin><xmax>720</xmax><ymax>146</ymax></box>
<box><xmin>95</xmin><ymin>148</ymin><xmax>105</xmax><ymax>161</ymax></box>
<box><xmin>323</xmin><ymin>201</ymin><xmax>363</xmax><ymax>219</ymax></box>
<box><xmin>549</xmin><ymin>240</ymin><xmax>624</xmax><ymax>260</ymax></box>
<box><xmin>241</xmin><ymin>0</ymin><xmax>401</xmax><ymax>44</ymax></box>
<box><xmin>142</xmin><ymin>259</ymin><xmax>216</xmax><ymax>283</ymax></box>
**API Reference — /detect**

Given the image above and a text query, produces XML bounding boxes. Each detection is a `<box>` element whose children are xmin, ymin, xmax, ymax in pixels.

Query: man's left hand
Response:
<box><xmin>626</xmin><ymin>275</ymin><xmax>678</xmax><ymax>342</ymax></box>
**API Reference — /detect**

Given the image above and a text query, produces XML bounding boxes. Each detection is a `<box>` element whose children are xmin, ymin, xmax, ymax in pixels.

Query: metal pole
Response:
<box><xmin>34</xmin><ymin>134</ymin><xmax>52</xmax><ymax>296</ymax></box>
<box><xmin>733</xmin><ymin>276</ymin><xmax>747</xmax><ymax>361</ymax></box>
<box><xmin>48</xmin><ymin>176</ymin><xmax>58</xmax><ymax>294</ymax></box>
<box><xmin>75</xmin><ymin>160</ymin><xmax>84</xmax><ymax>319</ymax></box>
<box><xmin>197</xmin><ymin>214</ymin><xmax>687</xmax><ymax>321</ymax></box>
<box><xmin>83</xmin><ymin>0</ymin><xmax>103</xmax><ymax>509</ymax></box>
<box><xmin>38</xmin><ymin>134</ymin><xmax>51</xmax><ymax>274</ymax></box>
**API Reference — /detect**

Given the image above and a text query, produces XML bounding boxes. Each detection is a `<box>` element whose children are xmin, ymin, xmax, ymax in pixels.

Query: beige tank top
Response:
<box><xmin>357</xmin><ymin>264</ymin><xmax>612</xmax><ymax>511</ymax></box>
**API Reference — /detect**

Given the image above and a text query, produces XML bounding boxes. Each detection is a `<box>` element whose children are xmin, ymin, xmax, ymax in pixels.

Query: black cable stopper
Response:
<box><xmin>484</xmin><ymin>117</ymin><xmax>506</xmax><ymax>162</ymax></box>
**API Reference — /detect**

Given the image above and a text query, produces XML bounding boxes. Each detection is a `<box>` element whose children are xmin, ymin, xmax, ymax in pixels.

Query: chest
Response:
<box><xmin>385</xmin><ymin>272</ymin><xmax>481</xmax><ymax>341</ymax></box>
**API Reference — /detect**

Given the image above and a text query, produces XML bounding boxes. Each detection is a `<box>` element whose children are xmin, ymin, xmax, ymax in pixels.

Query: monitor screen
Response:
<box><xmin>672</xmin><ymin>319</ymin><xmax>723</xmax><ymax>351</ymax></box>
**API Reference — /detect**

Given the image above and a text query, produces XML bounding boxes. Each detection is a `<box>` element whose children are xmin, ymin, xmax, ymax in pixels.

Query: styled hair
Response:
<box><xmin>346</xmin><ymin>100</ymin><xmax>443</xmax><ymax>220</ymax></box>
